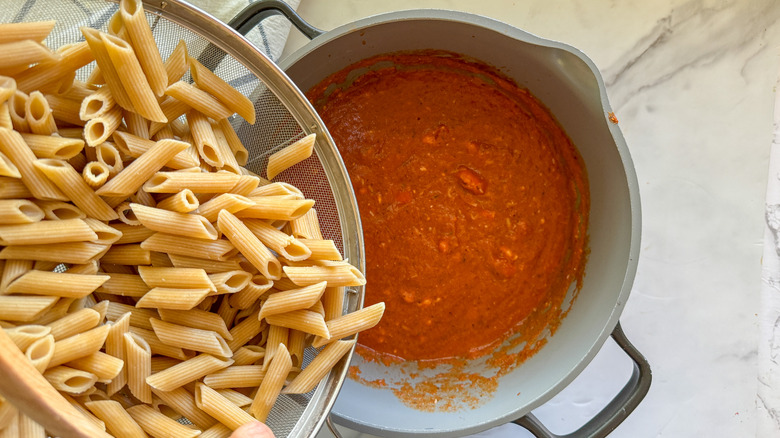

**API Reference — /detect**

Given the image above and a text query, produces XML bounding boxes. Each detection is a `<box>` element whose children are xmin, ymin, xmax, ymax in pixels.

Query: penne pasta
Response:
<box><xmin>262</xmin><ymin>325</ymin><xmax>288</xmax><ymax>372</ymax></box>
<box><xmin>9</xmin><ymin>90</ymin><xmax>29</xmax><ymax>132</ymax></box>
<box><xmin>124</xmin><ymin>331</ymin><xmax>153</xmax><ymax>403</ymax></box>
<box><xmin>0</xmin><ymin>296</ymin><xmax>57</xmax><ymax>322</ymax></box>
<box><xmin>43</xmin><ymin>365</ymin><xmax>98</xmax><ymax>395</ymax></box>
<box><xmin>48</xmin><ymin>324</ymin><xmax>110</xmax><ymax>368</ymax></box>
<box><xmin>18</xmin><ymin>413</ymin><xmax>45</xmax><ymax>437</ymax></box>
<box><xmin>129</xmin><ymin>326</ymin><xmax>191</xmax><ymax>361</ymax></box>
<box><xmin>0</xmin><ymin>176</ymin><xmax>32</xmax><ymax>199</ymax></box>
<box><xmin>84</xmin><ymin>400</ymin><xmax>147</xmax><ymax>438</ymax></box>
<box><xmin>216</xmin><ymin>118</ymin><xmax>248</xmax><ymax>166</ymax></box>
<box><xmin>32</xmin><ymin>200</ymin><xmax>84</xmax><ymax>221</ymax></box>
<box><xmin>208</xmin><ymin>270</ymin><xmax>252</xmax><ymax>295</ymax></box>
<box><xmin>130</xmin><ymin>202</ymin><xmax>218</xmax><ymax>240</ymax></box>
<box><xmin>141</xmin><ymin>232</ymin><xmax>238</xmax><ymax>261</ymax></box>
<box><xmin>150</xmin><ymin>318</ymin><xmax>231</xmax><ymax>357</ymax></box>
<box><xmin>156</xmin><ymin>189</ymin><xmax>199</xmax><ymax>213</ymax></box>
<box><xmin>0</xmin><ymin>241</ymin><xmax>107</xmax><ymax>264</ymax></box>
<box><xmin>164</xmin><ymin>40</ymin><xmax>188</xmax><ymax>86</ymax></box>
<box><xmin>225</xmin><ymin>309</ymin><xmax>263</xmax><ymax>352</ymax></box>
<box><xmin>24</xmin><ymin>91</ymin><xmax>57</xmax><ymax>136</ymax></box>
<box><xmin>165</xmin><ymin>81</ymin><xmax>233</xmax><ymax>121</ymax></box>
<box><xmin>113</xmin><ymin>223</ymin><xmax>155</xmax><ymax>245</ymax></box>
<box><xmin>217</xmin><ymin>211</ymin><xmax>281</xmax><ymax>280</ymax></box>
<box><xmin>123</xmin><ymin>110</ymin><xmax>150</xmax><ymax>139</ymax></box>
<box><xmin>120</xmin><ymin>0</ymin><xmax>167</xmax><ymax>97</ymax></box>
<box><xmin>66</xmin><ymin>351</ymin><xmax>124</xmax><ymax>382</ymax></box>
<box><xmin>15</xmin><ymin>41</ymin><xmax>94</xmax><ymax>94</ymax></box>
<box><xmin>94</xmin><ymin>141</ymin><xmax>124</xmax><ymax>177</ymax></box>
<box><xmin>187</xmin><ymin>109</ymin><xmax>223</xmax><ymax>167</ymax></box>
<box><xmin>33</xmin><ymin>158</ymin><xmax>118</xmax><ymax>221</ymax></box>
<box><xmin>322</xmin><ymin>286</ymin><xmax>346</xmax><ymax>321</ymax></box>
<box><xmin>99</xmin><ymin>243</ymin><xmax>151</xmax><ymax>266</ymax></box>
<box><xmin>231</xmin><ymin>345</ymin><xmax>265</xmax><ymax>366</ymax></box>
<box><xmin>243</xmin><ymin>218</ymin><xmax>311</xmax><ymax>262</ymax></box>
<box><xmin>312</xmin><ymin>302</ymin><xmax>386</xmax><ymax>348</ymax></box>
<box><xmin>283</xmin><ymin>340</ymin><xmax>357</xmax><ymax>394</ymax></box>
<box><xmin>168</xmin><ymin>253</ymin><xmax>243</xmax><ymax>273</ymax></box>
<box><xmin>138</xmin><ymin>266</ymin><xmax>215</xmax><ymax>291</ymax></box>
<box><xmin>126</xmin><ymin>404</ymin><xmax>200</xmax><ymax>438</ymax></box>
<box><xmin>0</xmin><ymin>103</ymin><xmax>12</xmax><ymax>131</ymax></box>
<box><xmin>25</xmin><ymin>334</ymin><xmax>55</xmax><ymax>373</ymax></box>
<box><xmin>202</xmin><ymin>365</ymin><xmax>265</xmax><ymax>389</ymax></box>
<box><xmin>151</xmin><ymin>386</ymin><xmax>217</xmax><ymax>430</ymax></box>
<box><xmin>250</xmin><ymin>343</ymin><xmax>291</xmax><ymax>421</ymax></box>
<box><xmin>0</xmin><ymin>76</ymin><xmax>15</xmax><ymax>106</ymax></box>
<box><xmin>82</xmin><ymin>161</ymin><xmax>110</xmax><ymax>189</ymax></box>
<box><xmin>84</xmin><ymin>105</ymin><xmax>122</xmax><ymax>146</ymax></box>
<box><xmin>3</xmin><ymin>324</ymin><xmax>50</xmax><ymax>351</ymax></box>
<box><xmin>21</xmin><ymin>133</ymin><xmax>83</xmax><ymax>160</ymax></box>
<box><xmin>0</xmin><ymin>128</ymin><xmax>66</xmax><ymax>200</ymax></box>
<box><xmin>144</xmin><ymin>170</ymin><xmax>241</xmax><ymax>194</ymax></box>
<box><xmin>0</xmin><ymin>21</ymin><xmax>55</xmax><ymax>44</ymax></box>
<box><xmin>228</xmin><ymin>275</ymin><xmax>273</xmax><ymax>310</ymax></box>
<box><xmin>135</xmin><ymin>287</ymin><xmax>212</xmax><ymax>311</ymax></box>
<box><xmin>190</xmin><ymin>58</ymin><xmax>255</xmax><ymax>125</ymax></box>
<box><xmin>194</xmin><ymin>382</ymin><xmax>255</xmax><ymax>431</ymax></box>
<box><xmin>105</xmin><ymin>312</ymin><xmax>130</xmax><ymax>396</ymax></box>
<box><xmin>79</xmin><ymin>86</ymin><xmax>114</xmax><ymax>121</ymax></box>
<box><xmin>290</xmin><ymin>207</ymin><xmax>323</xmax><ymax>240</ymax></box>
<box><xmin>158</xmin><ymin>308</ymin><xmax>232</xmax><ymax>340</ymax></box>
<box><xmin>0</xmin><ymin>199</ymin><xmax>44</xmax><ymax>224</ymax></box>
<box><xmin>146</xmin><ymin>353</ymin><xmax>233</xmax><ymax>392</ymax></box>
<box><xmin>288</xmin><ymin>329</ymin><xmax>307</xmax><ymax>369</ymax></box>
<box><xmin>96</xmin><ymin>138</ymin><xmax>189</xmax><ymax>198</ymax></box>
<box><xmin>265</xmin><ymin>309</ymin><xmax>330</xmax><ymax>339</ymax></box>
<box><xmin>82</xmin><ymin>217</ymin><xmax>123</xmax><ymax>245</ymax></box>
<box><xmin>300</xmin><ymin>238</ymin><xmax>343</xmax><ymax>261</ymax></box>
<box><xmin>235</xmin><ymin>196</ymin><xmax>314</xmax><ymax>222</ymax></box>
<box><xmin>6</xmin><ymin>270</ymin><xmax>108</xmax><ymax>298</ymax></box>
<box><xmin>283</xmin><ymin>263</ymin><xmax>367</xmax><ymax>287</ymax></box>
<box><xmin>0</xmin><ymin>218</ymin><xmax>97</xmax><ymax>245</ymax></box>
<box><xmin>113</xmin><ymin>130</ymin><xmax>199</xmax><ymax>170</ymax></box>
<box><xmin>266</xmin><ymin>133</ymin><xmax>316</xmax><ymax>180</ymax></box>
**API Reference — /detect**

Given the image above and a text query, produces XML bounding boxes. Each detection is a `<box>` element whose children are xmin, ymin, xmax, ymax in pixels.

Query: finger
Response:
<box><xmin>230</xmin><ymin>421</ymin><xmax>275</xmax><ymax>438</ymax></box>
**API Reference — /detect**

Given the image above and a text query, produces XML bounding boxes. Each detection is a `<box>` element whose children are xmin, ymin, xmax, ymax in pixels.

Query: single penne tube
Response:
<box><xmin>0</xmin><ymin>40</ymin><xmax>58</xmax><ymax>71</ymax></box>
<box><xmin>124</xmin><ymin>110</ymin><xmax>150</xmax><ymax>140</ymax></box>
<box><xmin>187</xmin><ymin>109</ymin><xmax>223</xmax><ymax>167</ymax></box>
<box><xmin>266</xmin><ymin>133</ymin><xmax>316</xmax><ymax>180</ymax></box>
<box><xmin>120</xmin><ymin>0</ymin><xmax>167</xmax><ymax>97</ymax></box>
<box><xmin>42</xmin><ymin>93</ymin><xmax>84</xmax><ymax>127</ymax></box>
<box><xmin>64</xmin><ymin>260</ymin><xmax>99</xmax><ymax>275</ymax></box>
<box><xmin>0</xmin><ymin>128</ymin><xmax>65</xmax><ymax>200</ymax></box>
<box><xmin>150</xmin><ymin>318</ymin><xmax>231</xmax><ymax>357</ymax></box>
<box><xmin>24</xmin><ymin>91</ymin><xmax>57</xmax><ymax>136</ymax></box>
<box><xmin>0</xmin><ymin>242</ymin><xmax>106</xmax><ymax>264</ymax></box>
<box><xmin>208</xmin><ymin>270</ymin><xmax>252</xmax><ymax>295</ymax></box>
<box><xmin>156</xmin><ymin>189</ymin><xmax>199</xmax><ymax>213</ymax></box>
<box><xmin>115</xmin><ymin>201</ymin><xmax>141</xmax><ymax>225</ymax></box>
<box><xmin>228</xmin><ymin>174</ymin><xmax>260</xmax><ymax>197</ymax></box>
<box><xmin>0</xmin><ymin>150</ymin><xmax>18</xmax><ymax>178</ymax></box>
<box><xmin>100</xmin><ymin>32</ymin><xmax>165</xmax><ymax>122</ymax></box>
<box><xmin>138</xmin><ymin>266</ymin><xmax>216</xmax><ymax>291</ymax></box>
<box><xmin>128</xmin><ymin>326</ymin><xmax>191</xmax><ymax>361</ymax></box>
<box><xmin>32</xmin><ymin>200</ymin><xmax>85</xmax><ymax>220</ymax></box>
<box><xmin>225</xmin><ymin>310</ymin><xmax>263</xmax><ymax>352</ymax></box>
<box><xmin>289</xmin><ymin>207</ymin><xmax>323</xmax><ymax>240</ymax></box>
<box><xmin>216</xmin><ymin>118</ymin><xmax>248</xmax><ymax>166</ymax></box>
<box><xmin>322</xmin><ymin>286</ymin><xmax>346</xmax><ymax>321</ymax></box>
<box><xmin>99</xmin><ymin>243</ymin><xmax>151</xmax><ymax>266</ymax></box>
<box><xmin>265</xmin><ymin>309</ymin><xmax>330</xmax><ymax>339</ymax></box>
<box><xmin>47</xmin><ymin>307</ymin><xmax>101</xmax><ymax>342</ymax></box>
<box><xmin>29</xmin><ymin>297</ymin><xmax>74</xmax><ymax>326</ymax></box>
<box><xmin>124</xmin><ymin>332</ymin><xmax>153</xmax><ymax>403</ymax></box>
<box><xmin>94</xmin><ymin>142</ymin><xmax>124</xmax><ymax>177</ymax></box>
<box><xmin>247</xmin><ymin>182</ymin><xmax>301</xmax><ymax>199</ymax></box>
<box><xmin>48</xmin><ymin>324</ymin><xmax>110</xmax><ymax>368</ymax></box>
<box><xmin>250</xmin><ymin>343</ymin><xmax>291</xmax><ymax>421</ymax></box>
<box><xmin>84</xmin><ymin>105</ymin><xmax>123</xmax><ymax>146</ymax></box>
<box><xmin>21</xmin><ymin>133</ymin><xmax>83</xmax><ymax>160</ymax></box>
<box><xmin>158</xmin><ymin>308</ymin><xmax>232</xmax><ymax>341</ymax></box>
<box><xmin>82</xmin><ymin>217</ymin><xmax>122</xmax><ymax>245</ymax></box>
<box><xmin>25</xmin><ymin>333</ymin><xmax>55</xmax><ymax>373</ymax></box>
<box><xmin>217</xmin><ymin>211</ymin><xmax>281</xmax><ymax>280</ymax></box>
<box><xmin>228</xmin><ymin>275</ymin><xmax>273</xmax><ymax>310</ymax></box>
<box><xmin>164</xmin><ymin>40</ymin><xmax>188</xmax><ymax>86</ymax></box>
<box><xmin>262</xmin><ymin>325</ymin><xmax>288</xmax><ymax>371</ymax></box>
<box><xmin>146</xmin><ymin>354</ymin><xmax>233</xmax><ymax>392</ymax></box>
<box><xmin>168</xmin><ymin>253</ymin><xmax>243</xmax><ymax>273</ymax></box>
<box><xmin>0</xmin><ymin>258</ymin><xmax>33</xmax><ymax>292</ymax></box>
<box><xmin>195</xmin><ymin>193</ymin><xmax>253</xmax><ymax>222</ymax></box>
<box><xmin>0</xmin><ymin>76</ymin><xmax>15</xmax><ymax>105</ymax></box>
<box><xmin>231</xmin><ymin>345</ymin><xmax>265</xmax><ymax>366</ymax></box>
<box><xmin>96</xmin><ymin>138</ymin><xmax>189</xmax><ymax>198</ymax></box>
<box><xmin>136</xmin><ymin>287</ymin><xmax>212</xmax><ymax>311</ymax></box>
<box><xmin>84</xmin><ymin>400</ymin><xmax>147</xmax><ymax>438</ymax></box>
<box><xmin>126</xmin><ymin>404</ymin><xmax>200</xmax><ymax>438</ymax></box>
<box><xmin>0</xmin><ymin>176</ymin><xmax>32</xmax><ymax>199</ymax></box>
<box><xmin>0</xmin><ymin>219</ymin><xmax>97</xmax><ymax>245</ymax></box>
<box><xmin>0</xmin><ymin>102</ymin><xmax>12</xmax><ymax>131</ymax></box>
<box><xmin>81</xmin><ymin>27</ymin><xmax>135</xmax><ymax>112</ymax></box>
<box><xmin>194</xmin><ymin>383</ymin><xmax>255</xmax><ymax>431</ymax></box>
<box><xmin>0</xmin><ymin>199</ymin><xmax>44</xmax><ymax>224</ymax></box>
<box><xmin>113</xmin><ymin>131</ymin><xmax>198</xmax><ymax>170</ymax></box>
<box><xmin>165</xmin><ymin>81</ymin><xmax>233</xmax><ymax>121</ymax></box>
<box><xmin>82</xmin><ymin>161</ymin><xmax>110</xmax><ymax>189</ymax></box>
<box><xmin>258</xmin><ymin>282</ymin><xmax>327</xmax><ymax>321</ymax></box>
<box><xmin>15</xmin><ymin>41</ymin><xmax>94</xmax><ymax>94</ymax></box>
<box><xmin>235</xmin><ymin>196</ymin><xmax>314</xmax><ymax>222</ymax></box>
<box><xmin>312</xmin><ymin>302</ymin><xmax>386</xmax><ymax>348</ymax></box>
<box><xmin>151</xmin><ymin>386</ymin><xmax>217</xmax><ymax>431</ymax></box>
<box><xmin>79</xmin><ymin>86</ymin><xmax>114</xmax><ymax>121</ymax></box>
<box><xmin>300</xmin><ymin>239</ymin><xmax>343</xmax><ymax>261</ymax></box>
<box><xmin>130</xmin><ymin>203</ymin><xmax>218</xmax><ymax>240</ymax></box>
<box><xmin>202</xmin><ymin>365</ymin><xmax>265</xmax><ymax>389</ymax></box>
<box><xmin>148</xmin><ymin>96</ymin><xmax>190</xmax><ymax>137</ymax></box>
<box><xmin>283</xmin><ymin>263</ymin><xmax>366</xmax><ymax>287</ymax></box>
<box><xmin>283</xmin><ymin>340</ymin><xmax>356</xmax><ymax>394</ymax></box>
<box><xmin>9</xmin><ymin>90</ymin><xmax>29</xmax><ymax>132</ymax></box>
<box><xmin>244</xmin><ymin>218</ymin><xmax>311</xmax><ymax>262</ymax></box>
<box><xmin>0</xmin><ymin>21</ymin><xmax>55</xmax><ymax>44</ymax></box>
<box><xmin>140</xmin><ymin>232</ymin><xmax>238</xmax><ymax>261</ymax></box>
<box><xmin>66</xmin><ymin>351</ymin><xmax>124</xmax><ymax>382</ymax></box>
<box><xmin>210</xmin><ymin>121</ymin><xmax>241</xmax><ymax>175</ymax></box>
<box><xmin>143</xmin><ymin>170</ymin><xmax>241</xmax><ymax>194</ymax></box>
<box><xmin>6</xmin><ymin>270</ymin><xmax>108</xmax><ymax>298</ymax></box>
<box><xmin>288</xmin><ymin>329</ymin><xmax>307</xmax><ymax>369</ymax></box>
<box><xmin>0</xmin><ymin>296</ymin><xmax>57</xmax><ymax>322</ymax></box>
<box><xmin>43</xmin><ymin>365</ymin><xmax>98</xmax><ymax>395</ymax></box>
<box><xmin>3</xmin><ymin>324</ymin><xmax>50</xmax><ymax>351</ymax></box>
<box><xmin>33</xmin><ymin>159</ymin><xmax>118</xmax><ymax>221</ymax></box>
<box><xmin>190</xmin><ymin>58</ymin><xmax>255</xmax><ymax>124</ymax></box>
<box><xmin>112</xmin><ymin>223</ymin><xmax>155</xmax><ymax>244</ymax></box>
<box><xmin>96</xmin><ymin>273</ymin><xmax>149</xmax><ymax>298</ymax></box>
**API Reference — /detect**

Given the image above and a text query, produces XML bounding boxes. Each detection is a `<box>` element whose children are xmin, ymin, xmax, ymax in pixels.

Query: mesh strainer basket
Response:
<box><xmin>0</xmin><ymin>1</ymin><xmax>364</xmax><ymax>437</ymax></box>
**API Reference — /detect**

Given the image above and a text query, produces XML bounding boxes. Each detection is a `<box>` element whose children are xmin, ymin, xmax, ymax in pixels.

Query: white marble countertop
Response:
<box><xmin>277</xmin><ymin>1</ymin><xmax>780</xmax><ymax>437</ymax></box>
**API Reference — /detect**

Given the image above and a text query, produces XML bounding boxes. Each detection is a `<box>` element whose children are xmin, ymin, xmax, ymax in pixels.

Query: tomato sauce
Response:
<box><xmin>308</xmin><ymin>51</ymin><xmax>589</xmax><ymax>363</ymax></box>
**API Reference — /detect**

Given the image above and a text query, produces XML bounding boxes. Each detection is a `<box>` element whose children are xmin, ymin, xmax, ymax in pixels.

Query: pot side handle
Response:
<box><xmin>513</xmin><ymin>322</ymin><xmax>652</xmax><ymax>438</ymax></box>
<box><xmin>228</xmin><ymin>0</ymin><xmax>324</xmax><ymax>40</ymax></box>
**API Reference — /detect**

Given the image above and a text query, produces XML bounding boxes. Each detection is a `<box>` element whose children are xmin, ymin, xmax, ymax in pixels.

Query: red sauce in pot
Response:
<box><xmin>308</xmin><ymin>51</ymin><xmax>589</xmax><ymax>363</ymax></box>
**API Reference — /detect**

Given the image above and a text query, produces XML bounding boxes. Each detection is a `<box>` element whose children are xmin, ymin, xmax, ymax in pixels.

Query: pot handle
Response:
<box><xmin>513</xmin><ymin>322</ymin><xmax>651</xmax><ymax>438</ymax></box>
<box><xmin>228</xmin><ymin>0</ymin><xmax>324</xmax><ymax>40</ymax></box>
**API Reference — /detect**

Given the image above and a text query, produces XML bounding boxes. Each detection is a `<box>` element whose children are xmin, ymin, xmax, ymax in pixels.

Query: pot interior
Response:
<box><xmin>280</xmin><ymin>10</ymin><xmax>640</xmax><ymax>437</ymax></box>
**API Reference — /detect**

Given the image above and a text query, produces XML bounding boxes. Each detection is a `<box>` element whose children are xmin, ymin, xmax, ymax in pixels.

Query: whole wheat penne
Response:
<box><xmin>156</xmin><ymin>189</ymin><xmax>199</xmax><ymax>212</ymax></box>
<box><xmin>42</xmin><ymin>93</ymin><xmax>84</xmax><ymax>127</ymax></box>
<box><xmin>144</xmin><ymin>170</ymin><xmax>241</xmax><ymax>194</ymax></box>
<box><xmin>216</xmin><ymin>118</ymin><xmax>248</xmax><ymax>166</ymax></box>
<box><xmin>267</xmin><ymin>133</ymin><xmax>315</xmax><ymax>180</ymax></box>
<box><xmin>80</xmin><ymin>218</ymin><xmax>121</xmax><ymax>247</ymax></box>
<box><xmin>0</xmin><ymin>76</ymin><xmax>15</xmax><ymax>106</ymax></box>
<box><xmin>290</xmin><ymin>207</ymin><xmax>323</xmax><ymax>240</ymax></box>
<box><xmin>165</xmin><ymin>81</ymin><xmax>233</xmax><ymax>121</ymax></box>
<box><xmin>0</xmin><ymin>398</ymin><xmax>18</xmax><ymax>431</ymax></box>
<box><xmin>18</xmin><ymin>413</ymin><xmax>45</xmax><ymax>437</ymax></box>
<box><xmin>187</xmin><ymin>109</ymin><xmax>223</xmax><ymax>167</ymax></box>
<box><xmin>299</xmin><ymin>239</ymin><xmax>343</xmax><ymax>261</ymax></box>
<box><xmin>227</xmin><ymin>175</ymin><xmax>259</xmax><ymax>197</ymax></box>
<box><xmin>47</xmin><ymin>308</ymin><xmax>101</xmax><ymax>341</ymax></box>
<box><xmin>168</xmin><ymin>253</ymin><xmax>243</xmax><ymax>273</ymax></box>
<box><xmin>231</xmin><ymin>345</ymin><xmax>265</xmax><ymax>366</ymax></box>
<box><xmin>283</xmin><ymin>263</ymin><xmax>366</xmax><ymax>287</ymax></box>
<box><xmin>25</xmin><ymin>334</ymin><xmax>55</xmax><ymax>373</ymax></box>
<box><xmin>32</xmin><ymin>200</ymin><xmax>85</xmax><ymax>220</ymax></box>
<box><xmin>236</xmin><ymin>196</ymin><xmax>314</xmax><ymax>222</ymax></box>
<box><xmin>0</xmin><ymin>21</ymin><xmax>55</xmax><ymax>44</ymax></box>
<box><xmin>312</xmin><ymin>302</ymin><xmax>385</xmax><ymax>348</ymax></box>
<box><xmin>217</xmin><ymin>211</ymin><xmax>281</xmax><ymax>280</ymax></box>
<box><xmin>0</xmin><ymin>150</ymin><xmax>18</xmax><ymax>178</ymax></box>
<box><xmin>158</xmin><ymin>308</ymin><xmax>231</xmax><ymax>341</ymax></box>
<box><xmin>115</xmin><ymin>201</ymin><xmax>141</xmax><ymax>225</ymax></box>
<box><xmin>9</xmin><ymin>90</ymin><xmax>29</xmax><ymax>132</ymax></box>
<box><xmin>248</xmin><ymin>181</ymin><xmax>303</xmax><ymax>199</ymax></box>
<box><xmin>21</xmin><ymin>133</ymin><xmax>83</xmax><ymax>160</ymax></box>
<box><xmin>82</xmin><ymin>161</ymin><xmax>110</xmax><ymax>189</ymax></box>
<box><xmin>43</xmin><ymin>365</ymin><xmax>98</xmax><ymax>395</ymax></box>
<box><xmin>0</xmin><ymin>40</ymin><xmax>58</xmax><ymax>72</ymax></box>
<box><xmin>146</xmin><ymin>353</ymin><xmax>233</xmax><ymax>392</ymax></box>
<box><xmin>152</xmin><ymin>386</ymin><xmax>216</xmax><ymax>430</ymax></box>
<box><xmin>128</xmin><ymin>326</ymin><xmax>191</xmax><ymax>362</ymax></box>
<box><xmin>0</xmin><ymin>296</ymin><xmax>57</xmax><ymax>321</ymax></box>
<box><xmin>3</xmin><ymin>325</ymin><xmax>50</xmax><ymax>351</ymax></box>
<box><xmin>141</xmin><ymin>232</ymin><xmax>238</xmax><ymax>261</ymax></box>
<box><xmin>0</xmin><ymin>200</ymin><xmax>44</xmax><ymax>224</ymax></box>
<box><xmin>150</xmin><ymin>318</ymin><xmax>231</xmax><ymax>357</ymax></box>
<box><xmin>287</xmin><ymin>329</ymin><xmax>307</xmax><ymax>369</ymax></box>
<box><xmin>210</xmin><ymin>120</ymin><xmax>241</xmax><ymax>174</ymax></box>
<box><xmin>48</xmin><ymin>324</ymin><xmax>110</xmax><ymax>368</ymax></box>
<box><xmin>148</xmin><ymin>96</ymin><xmax>190</xmax><ymax>137</ymax></box>
<box><xmin>66</xmin><ymin>351</ymin><xmax>124</xmax><ymax>382</ymax></box>
<box><xmin>137</xmin><ymin>266</ymin><xmax>215</xmax><ymax>291</ymax></box>
<box><xmin>0</xmin><ymin>128</ymin><xmax>66</xmax><ymax>200</ymax></box>
<box><xmin>79</xmin><ymin>86</ymin><xmax>114</xmax><ymax>121</ymax></box>
<box><xmin>113</xmin><ymin>223</ymin><xmax>155</xmax><ymax>244</ymax></box>
<box><xmin>100</xmin><ymin>243</ymin><xmax>151</xmax><ymax>265</ymax></box>
<box><xmin>84</xmin><ymin>105</ymin><xmax>122</xmax><ymax>146</ymax></box>
<box><xmin>198</xmin><ymin>423</ymin><xmax>232</xmax><ymax>438</ymax></box>
<box><xmin>33</xmin><ymin>158</ymin><xmax>118</xmax><ymax>220</ymax></box>
<box><xmin>0</xmin><ymin>103</ymin><xmax>12</xmax><ymax>131</ymax></box>
<box><xmin>6</xmin><ymin>270</ymin><xmax>108</xmax><ymax>298</ymax></box>
<box><xmin>96</xmin><ymin>273</ymin><xmax>148</xmax><ymax>298</ymax></box>
<box><xmin>120</xmin><ymin>0</ymin><xmax>167</xmax><ymax>97</ymax></box>
<box><xmin>262</xmin><ymin>325</ymin><xmax>289</xmax><ymax>371</ymax></box>
<box><xmin>283</xmin><ymin>339</ymin><xmax>356</xmax><ymax>394</ymax></box>
<box><xmin>15</xmin><ymin>41</ymin><xmax>94</xmax><ymax>94</ymax></box>
<box><xmin>258</xmin><ymin>282</ymin><xmax>327</xmax><ymax>322</ymax></box>
<box><xmin>202</xmin><ymin>365</ymin><xmax>265</xmax><ymax>389</ymax></box>
<box><xmin>226</xmin><ymin>310</ymin><xmax>263</xmax><ymax>352</ymax></box>
<box><xmin>84</xmin><ymin>400</ymin><xmax>147</xmax><ymax>438</ymax></box>
<box><xmin>0</xmin><ymin>176</ymin><xmax>32</xmax><ymax>199</ymax></box>
<box><xmin>24</xmin><ymin>91</ymin><xmax>57</xmax><ymax>135</ymax></box>
<box><xmin>265</xmin><ymin>309</ymin><xmax>330</xmax><ymax>339</ymax></box>
<box><xmin>322</xmin><ymin>286</ymin><xmax>346</xmax><ymax>321</ymax></box>
<box><xmin>105</xmin><ymin>315</ymin><xmax>131</xmax><ymax>396</ymax></box>
<box><xmin>250</xmin><ymin>343</ymin><xmax>291</xmax><ymax>421</ymax></box>
<box><xmin>124</xmin><ymin>111</ymin><xmax>150</xmax><ymax>141</ymax></box>
<box><xmin>113</xmin><ymin>131</ymin><xmax>198</xmax><ymax>170</ymax></box>
<box><xmin>94</xmin><ymin>142</ymin><xmax>124</xmax><ymax>177</ymax></box>
<box><xmin>243</xmin><ymin>218</ymin><xmax>311</xmax><ymax>262</ymax></box>
<box><xmin>105</xmin><ymin>302</ymin><xmax>159</xmax><ymax>331</ymax></box>
<box><xmin>96</xmin><ymin>138</ymin><xmax>189</xmax><ymax>198</ymax></box>
<box><xmin>127</xmin><ymin>404</ymin><xmax>201</xmax><ymax>437</ymax></box>
<box><xmin>208</xmin><ymin>270</ymin><xmax>252</xmax><ymax>295</ymax></box>
<box><xmin>194</xmin><ymin>383</ymin><xmax>255</xmax><ymax>431</ymax></box>
<box><xmin>163</xmin><ymin>40</ymin><xmax>188</xmax><ymax>87</ymax></box>
<box><xmin>64</xmin><ymin>260</ymin><xmax>99</xmax><ymax>275</ymax></box>
<box><xmin>228</xmin><ymin>275</ymin><xmax>273</xmax><ymax>310</ymax></box>
<box><xmin>189</xmin><ymin>58</ymin><xmax>255</xmax><ymax>125</ymax></box>
<box><xmin>0</xmin><ymin>241</ymin><xmax>107</xmax><ymax>264</ymax></box>
<box><xmin>30</xmin><ymin>298</ymin><xmax>75</xmax><ymax>326</ymax></box>
<box><xmin>124</xmin><ymin>332</ymin><xmax>153</xmax><ymax>403</ymax></box>
<box><xmin>178</xmin><ymin>193</ymin><xmax>250</xmax><ymax>224</ymax></box>
<box><xmin>136</xmin><ymin>287</ymin><xmax>211</xmax><ymax>311</ymax></box>
<box><xmin>0</xmin><ymin>218</ymin><xmax>97</xmax><ymax>245</ymax></box>
<box><xmin>130</xmin><ymin>203</ymin><xmax>218</xmax><ymax>240</ymax></box>
<box><xmin>0</xmin><ymin>258</ymin><xmax>32</xmax><ymax>292</ymax></box>
<box><xmin>81</xmin><ymin>27</ymin><xmax>135</xmax><ymax>113</ymax></box>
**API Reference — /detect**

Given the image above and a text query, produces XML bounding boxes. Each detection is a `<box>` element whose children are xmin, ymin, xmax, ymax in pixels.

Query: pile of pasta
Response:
<box><xmin>0</xmin><ymin>0</ymin><xmax>384</xmax><ymax>437</ymax></box>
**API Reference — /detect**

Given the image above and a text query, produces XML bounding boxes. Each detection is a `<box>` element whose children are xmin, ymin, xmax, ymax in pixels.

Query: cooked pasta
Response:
<box><xmin>84</xmin><ymin>400</ymin><xmax>147</xmax><ymax>438</ymax></box>
<box><xmin>250</xmin><ymin>343</ymin><xmax>291</xmax><ymax>421</ymax></box>
<box><xmin>266</xmin><ymin>133</ymin><xmax>316</xmax><ymax>180</ymax></box>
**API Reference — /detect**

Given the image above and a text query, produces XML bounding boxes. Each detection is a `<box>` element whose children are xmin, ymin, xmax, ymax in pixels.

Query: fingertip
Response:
<box><xmin>230</xmin><ymin>421</ymin><xmax>275</xmax><ymax>438</ymax></box>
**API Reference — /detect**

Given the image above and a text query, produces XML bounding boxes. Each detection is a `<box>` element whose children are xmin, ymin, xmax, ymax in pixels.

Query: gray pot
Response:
<box><xmin>232</xmin><ymin>3</ymin><xmax>649</xmax><ymax>437</ymax></box>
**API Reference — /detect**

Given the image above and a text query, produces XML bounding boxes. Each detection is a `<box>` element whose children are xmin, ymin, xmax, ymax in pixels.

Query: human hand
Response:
<box><xmin>229</xmin><ymin>421</ymin><xmax>276</xmax><ymax>438</ymax></box>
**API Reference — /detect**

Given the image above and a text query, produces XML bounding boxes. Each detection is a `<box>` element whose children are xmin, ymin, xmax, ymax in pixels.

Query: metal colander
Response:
<box><xmin>0</xmin><ymin>1</ymin><xmax>365</xmax><ymax>437</ymax></box>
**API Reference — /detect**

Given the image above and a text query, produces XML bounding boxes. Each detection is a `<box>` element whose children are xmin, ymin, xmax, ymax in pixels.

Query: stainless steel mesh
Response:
<box><xmin>1</xmin><ymin>1</ymin><xmax>364</xmax><ymax>436</ymax></box>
